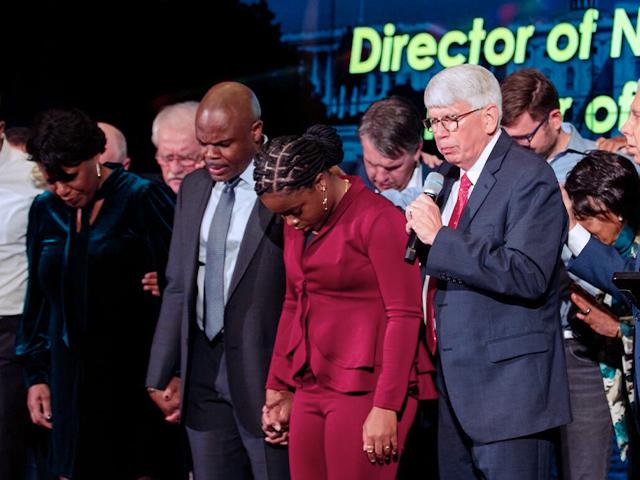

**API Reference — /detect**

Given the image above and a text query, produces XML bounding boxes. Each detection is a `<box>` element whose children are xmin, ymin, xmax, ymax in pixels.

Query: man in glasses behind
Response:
<box><xmin>152</xmin><ymin>101</ymin><xmax>204</xmax><ymax>193</ymax></box>
<box><xmin>500</xmin><ymin>68</ymin><xmax>595</xmax><ymax>183</ymax></box>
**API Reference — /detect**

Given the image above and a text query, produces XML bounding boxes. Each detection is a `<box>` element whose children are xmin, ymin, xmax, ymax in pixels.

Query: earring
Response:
<box><xmin>322</xmin><ymin>184</ymin><xmax>328</xmax><ymax>212</ymax></box>
<box><xmin>618</xmin><ymin>215</ymin><xmax>624</xmax><ymax>222</ymax></box>
<box><xmin>95</xmin><ymin>162</ymin><xmax>102</xmax><ymax>178</ymax></box>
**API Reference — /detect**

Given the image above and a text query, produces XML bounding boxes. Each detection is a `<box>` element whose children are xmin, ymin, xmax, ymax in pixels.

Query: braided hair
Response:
<box><xmin>254</xmin><ymin>125</ymin><xmax>344</xmax><ymax>195</ymax></box>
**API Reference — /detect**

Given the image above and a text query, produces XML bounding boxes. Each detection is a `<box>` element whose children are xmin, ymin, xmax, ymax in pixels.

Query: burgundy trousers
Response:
<box><xmin>288</xmin><ymin>380</ymin><xmax>417</xmax><ymax>480</ymax></box>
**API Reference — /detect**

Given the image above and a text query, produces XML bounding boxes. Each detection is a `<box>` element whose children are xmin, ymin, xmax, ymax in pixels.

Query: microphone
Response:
<box><xmin>404</xmin><ymin>172</ymin><xmax>444</xmax><ymax>264</ymax></box>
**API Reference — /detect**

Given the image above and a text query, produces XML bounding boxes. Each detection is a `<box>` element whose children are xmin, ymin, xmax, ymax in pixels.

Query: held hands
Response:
<box><xmin>262</xmin><ymin>389</ymin><xmax>293</xmax><ymax>445</ymax></box>
<box><xmin>148</xmin><ymin>376</ymin><xmax>181</xmax><ymax>423</ymax></box>
<box><xmin>571</xmin><ymin>292</ymin><xmax>621</xmax><ymax>338</ymax></box>
<box><xmin>141</xmin><ymin>271</ymin><xmax>160</xmax><ymax>297</ymax></box>
<box><xmin>27</xmin><ymin>384</ymin><xmax>53</xmax><ymax>429</ymax></box>
<box><xmin>405</xmin><ymin>194</ymin><xmax>443</xmax><ymax>246</ymax></box>
<box><xmin>362</xmin><ymin>406</ymin><xmax>398</xmax><ymax>464</ymax></box>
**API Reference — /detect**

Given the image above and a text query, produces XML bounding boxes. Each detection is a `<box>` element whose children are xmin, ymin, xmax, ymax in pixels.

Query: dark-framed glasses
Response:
<box><xmin>509</xmin><ymin>115</ymin><xmax>549</xmax><ymax>145</ymax></box>
<box><xmin>422</xmin><ymin>107</ymin><xmax>482</xmax><ymax>133</ymax></box>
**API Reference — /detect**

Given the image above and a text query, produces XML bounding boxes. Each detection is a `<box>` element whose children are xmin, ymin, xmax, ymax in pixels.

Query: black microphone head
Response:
<box><xmin>423</xmin><ymin>172</ymin><xmax>444</xmax><ymax>198</ymax></box>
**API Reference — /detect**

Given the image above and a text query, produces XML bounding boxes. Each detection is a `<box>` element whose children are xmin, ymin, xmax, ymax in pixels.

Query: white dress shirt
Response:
<box><xmin>567</xmin><ymin>223</ymin><xmax>592</xmax><ymax>257</ymax></box>
<box><xmin>195</xmin><ymin>162</ymin><xmax>258</xmax><ymax>330</ymax></box>
<box><xmin>441</xmin><ymin>130</ymin><xmax>501</xmax><ymax>225</ymax></box>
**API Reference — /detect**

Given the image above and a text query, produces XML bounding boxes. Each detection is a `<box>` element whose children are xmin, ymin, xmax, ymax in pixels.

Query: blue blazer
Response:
<box><xmin>427</xmin><ymin>132</ymin><xmax>572</xmax><ymax>443</ymax></box>
<box><xmin>568</xmin><ymin>237</ymin><xmax>640</xmax><ymax>405</ymax></box>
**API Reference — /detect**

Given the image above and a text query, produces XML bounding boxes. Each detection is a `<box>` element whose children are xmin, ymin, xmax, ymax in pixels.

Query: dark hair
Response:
<box><xmin>5</xmin><ymin>127</ymin><xmax>31</xmax><ymax>149</ymax></box>
<box><xmin>26</xmin><ymin>108</ymin><xmax>106</xmax><ymax>183</ymax></box>
<box><xmin>565</xmin><ymin>150</ymin><xmax>640</xmax><ymax>231</ymax></box>
<box><xmin>500</xmin><ymin>69</ymin><xmax>560</xmax><ymax>127</ymax></box>
<box><xmin>254</xmin><ymin>125</ymin><xmax>343</xmax><ymax>195</ymax></box>
<box><xmin>357</xmin><ymin>96</ymin><xmax>422</xmax><ymax>159</ymax></box>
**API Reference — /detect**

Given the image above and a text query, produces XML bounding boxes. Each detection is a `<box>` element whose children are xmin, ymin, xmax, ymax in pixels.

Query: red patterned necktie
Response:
<box><xmin>425</xmin><ymin>173</ymin><xmax>473</xmax><ymax>354</ymax></box>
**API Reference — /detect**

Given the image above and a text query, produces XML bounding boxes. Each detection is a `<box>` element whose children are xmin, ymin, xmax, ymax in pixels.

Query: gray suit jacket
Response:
<box><xmin>146</xmin><ymin>168</ymin><xmax>285</xmax><ymax>437</ymax></box>
<box><xmin>427</xmin><ymin>132</ymin><xmax>572</xmax><ymax>443</ymax></box>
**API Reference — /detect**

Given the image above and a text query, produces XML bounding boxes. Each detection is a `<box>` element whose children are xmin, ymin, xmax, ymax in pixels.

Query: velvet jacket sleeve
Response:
<box><xmin>15</xmin><ymin>196</ymin><xmax>50</xmax><ymax>387</ymax></box>
<box><xmin>366</xmin><ymin>208</ymin><xmax>423</xmax><ymax>411</ymax></box>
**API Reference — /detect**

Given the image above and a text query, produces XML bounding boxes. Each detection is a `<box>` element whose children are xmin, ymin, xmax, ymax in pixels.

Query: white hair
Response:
<box><xmin>151</xmin><ymin>101</ymin><xmax>199</xmax><ymax>146</ymax></box>
<box><xmin>424</xmin><ymin>65</ymin><xmax>502</xmax><ymax>122</ymax></box>
<box><xmin>98</xmin><ymin>122</ymin><xmax>128</xmax><ymax>165</ymax></box>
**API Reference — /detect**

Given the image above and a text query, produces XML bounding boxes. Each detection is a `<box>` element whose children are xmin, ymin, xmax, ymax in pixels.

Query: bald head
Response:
<box><xmin>198</xmin><ymin>81</ymin><xmax>261</xmax><ymax>124</ymax></box>
<box><xmin>196</xmin><ymin>82</ymin><xmax>263</xmax><ymax>182</ymax></box>
<box><xmin>98</xmin><ymin>122</ymin><xmax>130</xmax><ymax>170</ymax></box>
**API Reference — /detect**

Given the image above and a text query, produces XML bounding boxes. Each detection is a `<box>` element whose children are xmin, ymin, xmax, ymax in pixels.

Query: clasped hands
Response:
<box><xmin>262</xmin><ymin>389</ymin><xmax>293</xmax><ymax>445</ymax></box>
<box><xmin>148</xmin><ymin>376</ymin><xmax>181</xmax><ymax>423</ymax></box>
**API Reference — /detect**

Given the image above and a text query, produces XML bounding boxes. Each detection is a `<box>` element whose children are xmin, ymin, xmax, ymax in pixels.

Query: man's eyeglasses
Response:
<box><xmin>156</xmin><ymin>153</ymin><xmax>201</xmax><ymax>167</ymax></box>
<box><xmin>422</xmin><ymin>107</ymin><xmax>482</xmax><ymax>133</ymax></box>
<box><xmin>509</xmin><ymin>116</ymin><xmax>548</xmax><ymax>145</ymax></box>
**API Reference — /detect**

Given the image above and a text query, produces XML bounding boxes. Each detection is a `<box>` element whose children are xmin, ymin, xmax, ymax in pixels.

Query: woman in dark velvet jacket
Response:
<box><xmin>16</xmin><ymin>109</ymin><xmax>184</xmax><ymax>480</ymax></box>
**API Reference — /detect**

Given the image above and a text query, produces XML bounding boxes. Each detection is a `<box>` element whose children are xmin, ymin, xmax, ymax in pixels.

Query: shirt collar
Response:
<box><xmin>562</xmin><ymin>122</ymin><xmax>592</xmax><ymax>154</ymax></box>
<box><xmin>461</xmin><ymin>129</ymin><xmax>502</xmax><ymax>184</ymax></box>
<box><xmin>238</xmin><ymin>160</ymin><xmax>256</xmax><ymax>188</ymax></box>
<box><xmin>407</xmin><ymin>162</ymin><xmax>423</xmax><ymax>189</ymax></box>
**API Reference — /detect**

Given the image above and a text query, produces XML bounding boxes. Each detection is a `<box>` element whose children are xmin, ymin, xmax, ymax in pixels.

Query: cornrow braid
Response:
<box><xmin>254</xmin><ymin>125</ymin><xmax>343</xmax><ymax>195</ymax></box>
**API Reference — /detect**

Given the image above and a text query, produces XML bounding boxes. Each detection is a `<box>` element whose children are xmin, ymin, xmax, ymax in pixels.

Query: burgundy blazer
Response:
<box><xmin>266</xmin><ymin>176</ymin><xmax>436</xmax><ymax>411</ymax></box>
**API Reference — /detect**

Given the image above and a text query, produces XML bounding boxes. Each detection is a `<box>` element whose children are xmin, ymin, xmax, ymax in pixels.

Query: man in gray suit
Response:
<box><xmin>146</xmin><ymin>81</ymin><xmax>290</xmax><ymax>480</ymax></box>
<box><xmin>406</xmin><ymin>65</ymin><xmax>571</xmax><ymax>479</ymax></box>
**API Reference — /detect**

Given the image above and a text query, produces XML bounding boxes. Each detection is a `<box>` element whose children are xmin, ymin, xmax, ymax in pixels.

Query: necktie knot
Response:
<box><xmin>459</xmin><ymin>173</ymin><xmax>472</xmax><ymax>193</ymax></box>
<box><xmin>224</xmin><ymin>177</ymin><xmax>241</xmax><ymax>193</ymax></box>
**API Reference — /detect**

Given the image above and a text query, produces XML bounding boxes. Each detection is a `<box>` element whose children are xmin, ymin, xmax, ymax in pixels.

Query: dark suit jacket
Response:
<box><xmin>146</xmin><ymin>168</ymin><xmax>286</xmax><ymax>437</ymax></box>
<box><xmin>427</xmin><ymin>132</ymin><xmax>572</xmax><ymax>443</ymax></box>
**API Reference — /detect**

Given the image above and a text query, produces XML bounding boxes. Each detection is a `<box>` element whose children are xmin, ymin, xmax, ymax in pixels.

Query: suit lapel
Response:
<box><xmin>184</xmin><ymin>173</ymin><xmax>214</xmax><ymax>316</ymax></box>
<box><xmin>227</xmin><ymin>200</ymin><xmax>273</xmax><ymax>298</ymax></box>
<box><xmin>438</xmin><ymin>163</ymin><xmax>459</xmax><ymax>209</ymax></box>
<box><xmin>455</xmin><ymin>132</ymin><xmax>510</xmax><ymax>232</ymax></box>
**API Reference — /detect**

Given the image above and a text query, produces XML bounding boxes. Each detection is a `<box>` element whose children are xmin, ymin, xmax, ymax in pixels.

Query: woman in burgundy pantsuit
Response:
<box><xmin>254</xmin><ymin>125</ymin><xmax>436</xmax><ymax>480</ymax></box>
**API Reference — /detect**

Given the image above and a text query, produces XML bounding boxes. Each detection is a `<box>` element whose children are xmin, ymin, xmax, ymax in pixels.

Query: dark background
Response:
<box><xmin>0</xmin><ymin>0</ymin><xmax>326</xmax><ymax>174</ymax></box>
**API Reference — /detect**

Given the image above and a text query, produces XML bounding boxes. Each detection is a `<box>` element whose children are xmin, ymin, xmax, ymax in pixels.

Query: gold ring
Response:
<box><xmin>585</xmin><ymin>307</ymin><xmax>591</xmax><ymax>315</ymax></box>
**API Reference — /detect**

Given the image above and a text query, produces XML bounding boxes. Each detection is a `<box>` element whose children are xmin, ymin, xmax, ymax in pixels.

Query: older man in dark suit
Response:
<box><xmin>406</xmin><ymin>64</ymin><xmax>571</xmax><ymax>479</ymax></box>
<box><xmin>146</xmin><ymin>81</ymin><xmax>289</xmax><ymax>480</ymax></box>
